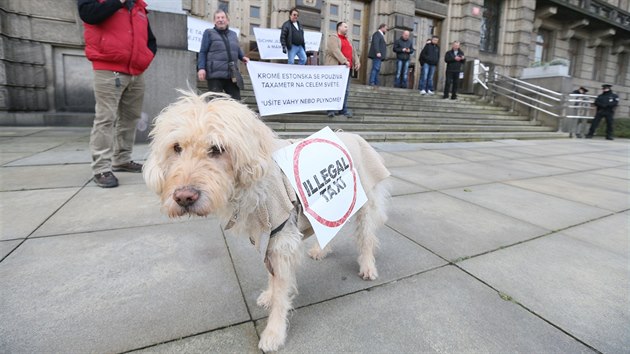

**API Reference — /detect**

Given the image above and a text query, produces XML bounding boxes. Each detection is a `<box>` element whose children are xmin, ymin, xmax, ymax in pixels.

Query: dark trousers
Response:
<box><xmin>587</xmin><ymin>111</ymin><xmax>614</xmax><ymax>138</ymax></box>
<box><xmin>443</xmin><ymin>71</ymin><xmax>459</xmax><ymax>98</ymax></box>
<box><xmin>207</xmin><ymin>79</ymin><xmax>241</xmax><ymax>100</ymax></box>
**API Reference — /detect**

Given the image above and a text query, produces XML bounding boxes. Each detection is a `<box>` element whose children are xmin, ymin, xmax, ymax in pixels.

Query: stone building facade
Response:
<box><xmin>1</xmin><ymin>0</ymin><xmax>628</xmax><ymax>123</ymax></box>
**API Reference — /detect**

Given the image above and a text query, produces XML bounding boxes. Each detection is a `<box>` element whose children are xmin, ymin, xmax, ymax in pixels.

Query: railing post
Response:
<box><xmin>510</xmin><ymin>79</ymin><xmax>516</xmax><ymax>112</ymax></box>
<box><xmin>558</xmin><ymin>93</ymin><xmax>567</xmax><ymax>133</ymax></box>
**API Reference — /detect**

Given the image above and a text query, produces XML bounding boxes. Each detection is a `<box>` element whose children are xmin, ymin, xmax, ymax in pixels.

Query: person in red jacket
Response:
<box><xmin>78</xmin><ymin>0</ymin><xmax>157</xmax><ymax>188</ymax></box>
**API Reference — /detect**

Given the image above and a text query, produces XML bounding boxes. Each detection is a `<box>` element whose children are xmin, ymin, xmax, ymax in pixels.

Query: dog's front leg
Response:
<box><xmin>258</xmin><ymin>231</ymin><xmax>302</xmax><ymax>352</ymax></box>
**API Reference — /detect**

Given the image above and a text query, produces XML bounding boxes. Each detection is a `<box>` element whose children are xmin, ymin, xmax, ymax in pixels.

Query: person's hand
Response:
<box><xmin>120</xmin><ymin>0</ymin><xmax>126</xmax><ymax>3</ymax></box>
<box><xmin>282</xmin><ymin>46</ymin><xmax>287</xmax><ymax>54</ymax></box>
<box><xmin>242</xmin><ymin>57</ymin><xmax>250</xmax><ymax>63</ymax></box>
<box><xmin>376</xmin><ymin>53</ymin><xmax>381</xmax><ymax>58</ymax></box>
<box><xmin>197</xmin><ymin>69</ymin><xmax>206</xmax><ymax>81</ymax></box>
<box><xmin>354</xmin><ymin>62</ymin><xmax>361</xmax><ymax>70</ymax></box>
<box><xmin>345</xmin><ymin>62</ymin><xmax>351</xmax><ymax>68</ymax></box>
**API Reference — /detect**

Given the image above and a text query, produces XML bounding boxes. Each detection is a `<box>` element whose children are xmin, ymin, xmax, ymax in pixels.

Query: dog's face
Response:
<box><xmin>144</xmin><ymin>92</ymin><xmax>276</xmax><ymax>218</ymax></box>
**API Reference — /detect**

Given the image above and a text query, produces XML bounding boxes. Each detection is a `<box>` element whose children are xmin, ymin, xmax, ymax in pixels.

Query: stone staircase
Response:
<box><xmin>237</xmin><ymin>79</ymin><xmax>565</xmax><ymax>143</ymax></box>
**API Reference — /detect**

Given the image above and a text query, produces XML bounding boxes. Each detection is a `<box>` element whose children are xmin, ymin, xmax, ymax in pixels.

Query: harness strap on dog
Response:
<box><xmin>270</xmin><ymin>218</ymin><xmax>289</xmax><ymax>238</ymax></box>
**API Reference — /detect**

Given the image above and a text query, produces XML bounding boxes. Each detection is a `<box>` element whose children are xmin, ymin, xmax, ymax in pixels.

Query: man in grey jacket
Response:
<box><xmin>367</xmin><ymin>23</ymin><xmax>388</xmax><ymax>86</ymax></box>
<box><xmin>197</xmin><ymin>10</ymin><xmax>249</xmax><ymax>100</ymax></box>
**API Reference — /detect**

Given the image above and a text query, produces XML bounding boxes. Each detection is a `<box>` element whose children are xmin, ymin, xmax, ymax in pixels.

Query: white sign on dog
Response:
<box><xmin>272</xmin><ymin>127</ymin><xmax>367</xmax><ymax>248</ymax></box>
<box><xmin>253</xmin><ymin>27</ymin><xmax>322</xmax><ymax>60</ymax></box>
<box><xmin>247</xmin><ymin>61</ymin><xmax>349</xmax><ymax>116</ymax></box>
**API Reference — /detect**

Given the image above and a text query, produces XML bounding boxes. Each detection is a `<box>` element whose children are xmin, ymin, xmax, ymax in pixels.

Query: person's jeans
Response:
<box><xmin>328</xmin><ymin>69</ymin><xmax>352</xmax><ymax>115</ymax></box>
<box><xmin>418</xmin><ymin>63</ymin><xmax>436</xmax><ymax>91</ymax></box>
<box><xmin>369</xmin><ymin>58</ymin><xmax>382</xmax><ymax>85</ymax></box>
<box><xmin>394</xmin><ymin>59</ymin><xmax>410</xmax><ymax>88</ymax></box>
<box><xmin>287</xmin><ymin>45</ymin><xmax>307</xmax><ymax>65</ymax></box>
<box><xmin>90</xmin><ymin>70</ymin><xmax>145</xmax><ymax>174</ymax></box>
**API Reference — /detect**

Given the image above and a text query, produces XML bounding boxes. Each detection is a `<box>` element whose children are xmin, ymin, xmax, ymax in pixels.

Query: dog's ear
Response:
<box><xmin>143</xmin><ymin>153</ymin><xmax>165</xmax><ymax>194</ymax></box>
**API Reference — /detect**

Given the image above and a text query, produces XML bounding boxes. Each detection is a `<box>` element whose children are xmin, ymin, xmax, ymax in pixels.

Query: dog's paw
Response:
<box><xmin>258</xmin><ymin>326</ymin><xmax>286</xmax><ymax>352</ymax></box>
<box><xmin>256</xmin><ymin>289</ymin><xmax>272</xmax><ymax>309</ymax></box>
<box><xmin>307</xmin><ymin>243</ymin><xmax>331</xmax><ymax>260</ymax></box>
<box><xmin>358</xmin><ymin>265</ymin><xmax>378</xmax><ymax>280</ymax></box>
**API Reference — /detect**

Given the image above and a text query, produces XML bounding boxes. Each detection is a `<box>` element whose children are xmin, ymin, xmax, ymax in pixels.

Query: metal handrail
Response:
<box><xmin>472</xmin><ymin>61</ymin><xmax>599</xmax><ymax>136</ymax></box>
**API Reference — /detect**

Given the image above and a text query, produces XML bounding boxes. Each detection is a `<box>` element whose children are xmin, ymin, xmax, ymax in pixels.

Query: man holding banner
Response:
<box><xmin>280</xmin><ymin>7</ymin><xmax>307</xmax><ymax>65</ymax></box>
<box><xmin>325</xmin><ymin>22</ymin><xmax>360</xmax><ymax>119</ymax></box>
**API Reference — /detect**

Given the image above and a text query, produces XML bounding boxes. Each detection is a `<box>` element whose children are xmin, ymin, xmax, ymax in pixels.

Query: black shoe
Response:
<box><xmin>112</xmin><ymin>161</ymin><xmax>143</xmax><ymax>173</ymax></box>
<box><xmin>327</xmin><ymin>112</ymin><xmax>335</xmax><ymax>118</ymax></box>
<box><xmin>585</xmin><ymin>135</ymin><xmax>593</xmax><ymax>139</ymax></box>
<box><xmin>93</xmin><ymin>171</ymin><xmax>119</xmax><ymax>188</ymax></box>
<box><xmin>340</xmin><ymin>110</ymin><xmax>353</xmax><ymax>118</ymax></box>
<box><xmin>606</xmin><ymin>137</ymin><xmax>614</xmax><ymax>140</ymax></box>
<box><xmin>451</xmin><ymin>96</ymin><xmax>457</xmax><ymax>100</ymax></box>
<box><xmin>442</xmin><ymin>95</ymin><xmax>449</xmax><ymax>99</ymax></box>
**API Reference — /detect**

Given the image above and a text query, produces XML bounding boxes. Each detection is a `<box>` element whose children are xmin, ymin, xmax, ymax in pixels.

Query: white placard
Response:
<box><xmin>253</xmin><ymin>27</ymin><xmax>322</xmax><ymax>60</ymax></box>
<box><xmin>272</xmin><ymin>127</ymin><xmax>367</xmax><ymax>248</ymax></box>
<box><xmin>187</xmin><ymin>16</ymin><xmax>240</xmax><ymax>53</ymax></box>
<box><xmin>247</xmin><ymin>61</ymin><xmax>349</xmax><ymax>116</ymax></box>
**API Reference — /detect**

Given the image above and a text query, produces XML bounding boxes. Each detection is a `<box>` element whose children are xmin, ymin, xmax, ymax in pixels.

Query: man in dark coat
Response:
<box><xmin>443</xmin><ymin>41</ymin><xmax>465</xmax><ymax>100</ymax></box>
<box><xmin>418</xmin><ymin>36</ymin><xmax>439</xmax><ymax>94</ymax></box>
<box><xmin>367</xmin><ymin>23</ymin><xmax>388</xmax><ymax>86</ymax></box>
<box><xmin>586</xmin><ymin>84</ymin><xmax>620</xmax><ymax>140</ymax></box>
<box><xmin>280</xmin><ymin>7</ymin><xmax>306</xmax><ymax>65</ymax></box>
<box><xmin>393</xmin><ymin>30</ymin><xmax>415</xmax><ymax>88</ymax></box>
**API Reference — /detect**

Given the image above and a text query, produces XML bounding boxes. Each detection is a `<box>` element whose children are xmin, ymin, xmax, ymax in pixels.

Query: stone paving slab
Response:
<box><xmin>255</xmin><ymin>266</ymin><xmax>591</xmax><ymax>353</ymax></box>
<box><xmin>473</xmin><ymin>146</ymin><xmax>538</xmax><ymax>159</ymax></box>
<box><xmin>591</xmin><ymin>166</ymin><xmax>630</xmax><ymax>179</ymax></box>
<box><xmin>387</xmin><ymin>192</ymin><xmax>548</xmax><ymax>261</ymax></box>
<box><xmin>377</xmin><ymin>151</ymin><xmax>417</xmax><ymax>168</ymax></box>
<box><xmin>507</xmin><ymin>173</ymin><xmax>630</xmax><ymax>212</ymax></box>
<box><xmin>226</xmin><ymin>224</ymin><xmax>446</xmax><ymax>320</ymax></box>
<box><xmin>5</xmin><ymin>142</ymin><xmax>149</xmax><ymax>167</ymax></box>
<box><xmin>440</xmin><ymin>160</ymin><xmax>566</xmax><ymax>183</ymax></box>
<box><xmin>32</xmin><ymin>184</ymin><xmax>180</xmax><ymax>237</ymax></box>
<box><xmin>0</xmin><ymin>220</ymin><xmax>249</xmax><ymax>354</ymax></box>
<box><xmin>390</xmin><ymin>150</ymin><xmax>468</xmax><ymax>165</ymax></box>
<box><xmin>460</xmin><ymin>212</ymin><xmax>630</xmax><ymax>354</ymax></box>
<box><xmin>0</xmin><ymin>239</ymin><xmax>22</xmax><ymax>260</ymax></box>
<box><xmin>133</xmin><ymin>322</ymin><xmax>260</xmax><ymax>354</ymax></box>
<box><xmin>0</xmin><ymin>164</ymin><xmax>93</xmax><ymax>191</ymax></box>
<box><xmin>0</xmin><ymin>188</ymin><xmax>80</xmax><ymax>240</ymax></box>
<box><xmin>389</xmin><ymin>164</ymin><xmax>489</xmax><ymax>190</ymax></box>
<box><xmin>435</xmin><ymin>147</ymin><xmax>505</xmax><ymax>161</ymax></box>
<box><xmin>443</xmin><ymin>183</ymin><xmax>612</xmax><ymax>230</ymax></box>
<box><xmin>0</xmin><ymin>152</ymin><xmax>34</xmax><ymax>165</ymax></box>
<box><xmin>0</xmin><ymin>137</ymin><xmax>67</xmax><ymax>154</ymax></box>
<box><xmin>388</xmin><ymin>176</ymin><xmax>428</xmax><ymax>196</ymax></box>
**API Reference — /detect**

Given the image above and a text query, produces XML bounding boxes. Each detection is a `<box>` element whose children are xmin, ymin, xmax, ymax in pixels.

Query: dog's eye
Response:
<box><xmin>173</xmin><ymin>143</ymin><xmax>182</xmax><ymax>154</ymax></box>
<box><xmin>208</xmin><ymin>145</ymin><xmax>224</xmax><ymax>158</ymax></box>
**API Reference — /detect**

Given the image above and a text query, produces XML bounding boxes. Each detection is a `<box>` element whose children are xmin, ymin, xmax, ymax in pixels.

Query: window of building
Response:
<box><xmin>534</xmin><ymin>29</ymin><xmax>552</xmax><ymax>64</ymax></box>
<box><xmin>480</xmin><ymin>0</ymin><xmax>501</xmax><ymax>53</ymax></box>
<box><xmin>329</xmin><ymin>20</ymin><xmax>337</xmax><ymax>31</ymax></box>
<box><xmin>592</xmin><ymin>46</ymin><xmax>608</xmax><ymax>81</ymax></box>
<box><xmin>616</xmin><ymin>52</ymin><xmax>628</xmax><ymax>85</ymax></box>
<box><xmin>218</xmin><ymin>0</ymin><xmax>228</xmax><ymax>13</ymax></box>
<box><xmin>330</xmin><ymin>4</ymin><xmax>339</xmax><ymax>16</ymax></box>
<box><xmin>354</xmin><ymin>9</ymin><xmax>361</xmax><ymax>21</ymax></box>
<box><xmin>249</xmin><ymin>23</ymin><xmax>259</xmax><ymax>36</ymax></box>
<box><xmin>568</xmin><ymin>38</ymin><xmax>583</xmax><ymax>77</ymax></box>
<box><xmin>353</xmin><ymin>24</ymin><xmax>361</xmax><ymax>36</ymax></box>
<box><xmin>250</xmin><ymin>6</ymin><xmax>260</xmax><ymax>18</ymax></box>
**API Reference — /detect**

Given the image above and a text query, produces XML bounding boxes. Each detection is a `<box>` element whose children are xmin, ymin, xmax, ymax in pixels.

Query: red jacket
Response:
<box><xmin>82</xmin><ymin>0</ymin><xmax>155</xmax><ymax>75</ymax></box>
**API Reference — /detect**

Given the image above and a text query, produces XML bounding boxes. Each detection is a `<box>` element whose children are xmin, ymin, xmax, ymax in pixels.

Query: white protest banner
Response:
<box><xmin>187</xmin><ymin>16</ymin><xmax>240</xmax><ymax>52</ymax></box>
<box><xmin>272</xmin><ymin>127</ymin><xmax>367</xmax><ymax>248</ymax></box>
<box><xmin>247</xmin><ymin>61</ymin><xmax>348</xmax><ymax>116</ymax></box>
<box><xmin>254</xmin><ymin>28</ymin><xmax>322</xmax><ymax>60</ymax></box>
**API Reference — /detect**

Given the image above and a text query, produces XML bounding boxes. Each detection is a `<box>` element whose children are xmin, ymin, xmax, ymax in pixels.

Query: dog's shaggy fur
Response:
<box><xmin>144</xmin><ymin>91</ymin><xmax>390</xmax><ymax>352</ymax></box>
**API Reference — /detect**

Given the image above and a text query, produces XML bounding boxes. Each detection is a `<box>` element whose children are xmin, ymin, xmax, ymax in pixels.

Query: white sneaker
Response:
<box><xmin>427</xmin><ymin>90</ymin><xmax>434</xmax><ymax>95</ymax></box>
<box><xmin>420</xmin><ymin>90</ymin><xmax>426</xmax><ymax>95</ymax></box>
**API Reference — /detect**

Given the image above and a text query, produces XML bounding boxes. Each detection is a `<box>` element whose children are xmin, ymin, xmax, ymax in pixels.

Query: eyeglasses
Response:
<box><xmin>291</xmin><ymin>13</ymin><xmax>299</xmax><ymax>17</ymax></box>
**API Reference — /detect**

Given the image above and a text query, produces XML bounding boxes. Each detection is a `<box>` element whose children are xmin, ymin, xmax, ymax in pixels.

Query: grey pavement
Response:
<box><xmin>1</xmin><ymin>126</ymin><xmax>628</xmax><ymax>353</ymax></box>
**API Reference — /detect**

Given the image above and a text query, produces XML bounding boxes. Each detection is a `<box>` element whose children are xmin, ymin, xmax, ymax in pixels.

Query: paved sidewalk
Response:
<box><xmin>1</xmin><ymin>126</ymin><xmax>628</xmax><ymax>353</ymax></box>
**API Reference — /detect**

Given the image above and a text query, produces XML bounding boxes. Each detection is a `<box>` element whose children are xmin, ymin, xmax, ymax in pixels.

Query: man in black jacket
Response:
<box><xmin>368</xmin><ymin>23</ymin><xmax>388</xmax><ymax>86</ymax></box>
<box><xmin>586</xmin><ymin>84</ymin><xmax>620</xmax><ymax>140</ymax></box>
<box><xmin>393</xmin><ymin>30</ymin><xmax>415</xmax><ymax>88</ymax></box>
<box><xmin>418</xmin><ymin>36</ymin><xmax>439</xmax><ymax>94</ymax></box>
<box><xmin>280</xmin><ymin>7</ymin><xmax>306</xmax><ymax>65</ymax></box>
<box><xmin>443</xmin><ymin>41</ymin><xmax>465</xmax><ymax>100</ymax></box>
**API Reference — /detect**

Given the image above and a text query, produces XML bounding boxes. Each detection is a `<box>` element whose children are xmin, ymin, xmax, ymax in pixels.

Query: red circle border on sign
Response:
<box><xmin>293</xmin><ymin>138</ymin><xmax>357</xmax><ymax>227</ymax></box>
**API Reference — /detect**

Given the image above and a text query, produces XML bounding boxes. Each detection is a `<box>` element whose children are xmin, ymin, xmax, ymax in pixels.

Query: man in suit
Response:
<box><xmin>367</xmin><ymin>23</ymin><xmax>388</xmax><ymax>86</ymax></box>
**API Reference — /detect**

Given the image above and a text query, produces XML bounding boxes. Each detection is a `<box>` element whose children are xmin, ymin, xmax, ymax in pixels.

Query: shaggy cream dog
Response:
<box><xmin>144</xmin><ymin>91</ymin><xmax>390</xmax><ymax>352</ymax></box>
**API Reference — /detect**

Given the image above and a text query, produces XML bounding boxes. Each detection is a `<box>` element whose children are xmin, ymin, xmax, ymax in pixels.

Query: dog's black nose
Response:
<box><xmin>173</xmin><ymin>187</ymin><xmax>200</xmax><ymax>207</ymax></box>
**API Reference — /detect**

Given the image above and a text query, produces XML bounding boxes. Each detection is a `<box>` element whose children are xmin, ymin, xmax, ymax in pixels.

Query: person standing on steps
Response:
<box><xmin>443</xmin><ymin>41</ymin><xmax>465</xmax><ymax>100</ymax></box>
<box><xmin>418</xmin><ymin>36</ymin><xmax>439</xmax><ymax>95</ymax></box>
<box><xmin>280</xmin><ymin>7</ymin><xmax>307</xmax><ymax>65</ymax></box>
<box><xmin>325</xmin><ymin>22</ymin><xmax>360</xmax><ymax>118</ymax></box>
<box><xmin>367</xmin><ymin>23</ymin><xmax>388</xmax><ymax>86</ymax></box>
<box><xmin>393</xmin><ymin>30</ymin><xmax>415</xmax><ymax>88</ymax></box>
